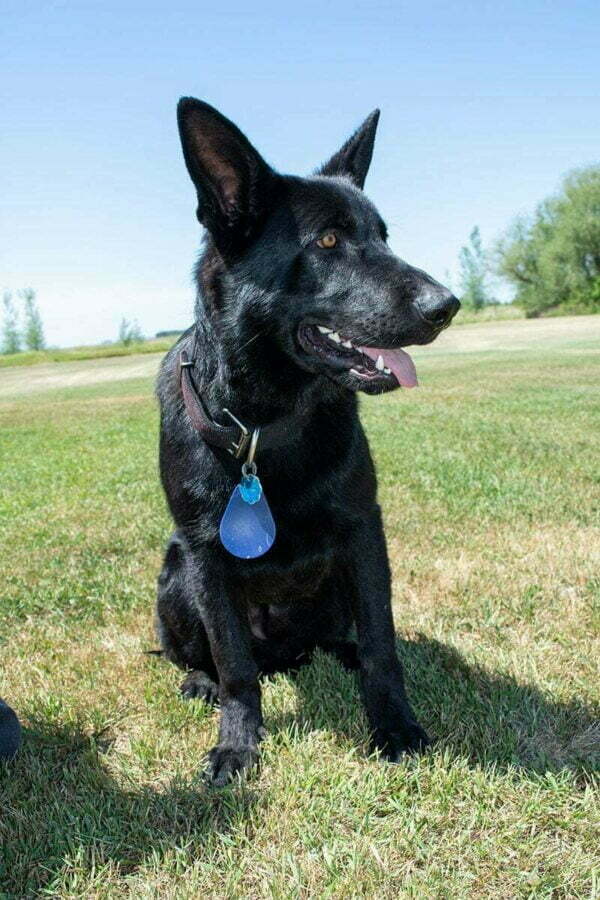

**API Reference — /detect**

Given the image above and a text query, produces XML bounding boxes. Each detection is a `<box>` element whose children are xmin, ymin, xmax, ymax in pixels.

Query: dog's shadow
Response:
<box><xmin>273</xmin><ymin>633</ymin><xmax>600</xmax><ymax>776</ymax></box>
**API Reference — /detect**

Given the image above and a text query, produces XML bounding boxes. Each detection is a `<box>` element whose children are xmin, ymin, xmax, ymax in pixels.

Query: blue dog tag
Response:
<box><xmin>219</xmin><ymin>474</ymin><xmax>276</xmax><ymax>559</ymax></box>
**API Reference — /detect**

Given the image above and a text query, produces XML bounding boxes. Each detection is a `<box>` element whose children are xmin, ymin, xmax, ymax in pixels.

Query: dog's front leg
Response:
<box><xmin>349</xmin><ymin>509</ymin><xmax>430</xmax><ymax>761</ymax></box>
<box><xmin>189</xmin><ymin>549</ymin><xmax>264</xmax><ymax>786</ymax></box>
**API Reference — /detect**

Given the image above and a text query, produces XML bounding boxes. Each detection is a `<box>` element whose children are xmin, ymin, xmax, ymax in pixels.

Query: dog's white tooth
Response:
<box><xmin>375</xmin><ymin>354</ymin><xmax>385</xmax><ymax>371</ymax></box>
<box><xmin>329</xmin><ymin>332</ymin><xmax>341</xmax><ymax>343</ymax></box>
<box><xmin>342</xmin><ymin>339</ymin><xmax>353</xmax><ymax>348</ymax></box>
<box><xmin>317</xmin><ymin>325</ymin><xmax>332</xmax><ymax>334</ymax></box>
<box><xmin>350</xmin><ymin>368</ymin><xmax>363</xmax><ymax>377</ymax></box>
<box><xmin>384</xmin><ymin>367</ymin><xmax>391</xmax><ymax>375</ymax></box>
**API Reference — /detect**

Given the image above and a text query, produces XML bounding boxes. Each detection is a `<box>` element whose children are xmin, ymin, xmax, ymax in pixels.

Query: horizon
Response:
<box><xmin>3</xmin><ymin>0</ymin><xmax>600</xmax><ymax>348</ymax></box>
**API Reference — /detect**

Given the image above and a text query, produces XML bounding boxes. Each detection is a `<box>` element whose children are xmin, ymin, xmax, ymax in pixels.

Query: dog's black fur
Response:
<box><xmin>156</xmin><ymin>99</ymin><xmax>459</xmax><ymax>785</ymax></box>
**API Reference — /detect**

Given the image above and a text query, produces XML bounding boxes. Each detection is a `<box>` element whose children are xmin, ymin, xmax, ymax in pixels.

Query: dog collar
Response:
<box><xmin>179</xmin><ymin>349</ymin><xmax>253</xmax><ymax>457</ymax></box>
<box><xmin>178</xmin><ymin>348</ymin><xmax>298</xmax><ymax>459</ymax></box>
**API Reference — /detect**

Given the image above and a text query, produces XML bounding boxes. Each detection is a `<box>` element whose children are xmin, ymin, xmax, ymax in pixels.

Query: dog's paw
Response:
<box><xmin>180</xmin><ymin>671</ymin><xmax>219</xmax><ymax>705</ymax></box>
<box><xmin>202</xmin><ymin>744</ymin><xmax>260</xmax><ymax>787</ymax></box>
<box><xmin>372</xmin><ymin>720</ymin><xmax>431</xmax><ymax>763</ymax></box>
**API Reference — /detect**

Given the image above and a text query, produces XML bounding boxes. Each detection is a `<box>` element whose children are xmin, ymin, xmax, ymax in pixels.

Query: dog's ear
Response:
<box><xmin>317</xmin><ymin>110</ymin><xmax>380</xmax><ymax>189</ymax></box>
<box><xmin>177</xmin><ymin>97</ymin><xmax>275</xmax><ymax>253</ymax></box>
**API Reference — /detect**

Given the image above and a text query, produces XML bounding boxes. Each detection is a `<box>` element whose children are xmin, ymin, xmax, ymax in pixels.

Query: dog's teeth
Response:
<box><xmin>350</xmin><ymin>368</ymin><xmax>363</xmax><ymax>377</ymax></box>
<box><xmin>317</xmin><ymin>325</ymin><xmax>332</xmax><ymax>334</ymax></box>
<box><xmin>342</xmin><ymin>339</ymin><xmax>353</xmax><ymax>348</ymax></box>
<box><xmin>384</xmin><ymin>367</ymin><xmax>391</xmax><ymax>375</ymax></box>
<box><xmin>329</xmin><ymin>332</ymin><xmax>341</xmax><ymax>343</ymax></box>
<box><xmin>375</xmin><ymin>355</ymin><xmax>385</xmax><ymax>371</ymax></box>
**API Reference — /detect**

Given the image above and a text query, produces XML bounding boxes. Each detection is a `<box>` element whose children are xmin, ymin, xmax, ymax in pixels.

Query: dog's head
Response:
<box><xmin>178</xmin><ymin>98</ymin><xmax>459</xmax><ymax>395</ymax></box>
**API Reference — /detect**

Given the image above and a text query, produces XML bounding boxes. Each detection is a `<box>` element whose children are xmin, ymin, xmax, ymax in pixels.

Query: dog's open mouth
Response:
<box><xmin>297</xmin><ymin>323</ymin><xmax>418</xmax><ymax>388</ymax></box>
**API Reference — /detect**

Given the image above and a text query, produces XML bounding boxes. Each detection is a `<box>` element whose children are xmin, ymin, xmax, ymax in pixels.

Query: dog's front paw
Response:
<box><xmin>203</xmin><ymin>744</ymin><xmax>260</xmax><ymax>787</ymax></box>
<box><xmin>372</xmin><ymin>720</ymin><xmax>431</xmax><ymax>763</ymax></box>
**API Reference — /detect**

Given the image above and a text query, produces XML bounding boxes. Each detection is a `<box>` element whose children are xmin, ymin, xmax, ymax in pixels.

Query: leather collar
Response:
<box><xmin>178</xmin><ymin>336</ymin><xmax>301</xmax><ymax>459</ymax></box>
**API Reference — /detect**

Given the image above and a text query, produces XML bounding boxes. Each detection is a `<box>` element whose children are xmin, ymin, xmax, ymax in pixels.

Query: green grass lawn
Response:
<box><xmin>0</xmin><ymin>319</ymin><xmax>599</xmax><ymax>898</ymax></box>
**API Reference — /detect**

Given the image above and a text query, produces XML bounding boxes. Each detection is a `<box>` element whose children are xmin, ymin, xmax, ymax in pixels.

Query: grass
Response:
<box><xmin>0</xmin><ymin>337</ymin><xmax>177</xmax><ymax>368</ymax></box>
<box><xmin>454</xmin><ymin>304</ymin><xmax>600</xmax><ymax>324</ymax></box>
<box><xmin>453</xmin><ymin>303</ymin><xmax>526</xmax><ymax>325</ymax></box>
<box><xmin>0</xmin><ymin>319</ymin><xmax>599</xmax><ymax>898</ymax></box>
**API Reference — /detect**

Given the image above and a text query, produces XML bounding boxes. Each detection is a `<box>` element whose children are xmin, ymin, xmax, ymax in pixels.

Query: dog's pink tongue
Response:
<box><xmin>359</xmin><ymin>346</ymin><xmax>418</xmax><ymax>388</ymax></box>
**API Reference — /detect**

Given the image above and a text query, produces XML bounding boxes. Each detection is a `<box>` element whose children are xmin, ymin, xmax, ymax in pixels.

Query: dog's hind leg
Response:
<box><xmin>313</xmin><ymin>570</ymin><xmax>360</xmax><ymax>670</ymax></box>
<box><xmin>318</xmin><ymin>640</ymin><xmax>360</xmax><ymax>670</ymax></box>
<box><xmin>156</xmin><ymin>533</ymin><xmax>219</xmax><ymax>705</ymax></box>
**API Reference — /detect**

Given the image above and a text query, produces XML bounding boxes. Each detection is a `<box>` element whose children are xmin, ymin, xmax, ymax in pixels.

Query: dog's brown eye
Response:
<box><xmin>317</xmin><ymin>232</ymin><xmax>337</xmax><ymax>249</ymax></box>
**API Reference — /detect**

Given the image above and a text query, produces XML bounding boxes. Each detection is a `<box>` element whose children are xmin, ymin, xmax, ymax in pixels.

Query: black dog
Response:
<box><xmin>156</xmin><ymin>98</ymin><xmax>459</xmax><ymax>785</ymax></box>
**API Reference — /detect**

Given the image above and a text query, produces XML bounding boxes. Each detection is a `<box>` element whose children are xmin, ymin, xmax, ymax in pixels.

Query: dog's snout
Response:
<box><xmin>415</xmin><ymin>288</ymin><xmax>460</xmax><ymax>328</ymax></box>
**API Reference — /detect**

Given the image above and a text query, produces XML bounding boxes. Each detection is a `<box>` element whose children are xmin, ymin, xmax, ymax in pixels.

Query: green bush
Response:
<box><xmin>496</xmin><ymin>166</ymin><xmax>600</xmax><ymax>317</ymax></box>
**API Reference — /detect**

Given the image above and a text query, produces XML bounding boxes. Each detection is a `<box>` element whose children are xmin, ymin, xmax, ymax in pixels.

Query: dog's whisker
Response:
<box><xmin>237</xmin><ymin>331</ymin><xmax>264</xmax><ymax>352</ymax></box>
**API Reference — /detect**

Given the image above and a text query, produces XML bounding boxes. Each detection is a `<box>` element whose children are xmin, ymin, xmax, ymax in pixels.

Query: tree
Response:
<box><xmin>118</xmin><ymin>318</ymin><xmax>144</xmax><ymax>345</ymax></box>
<box><xmin>458</xmin><ymin>226</ymin><xmax>491</xmax><ymax>310</ymax></box>
<box><xmin>1</xmin><ymin>290</ymin><xmax>21</xmax><ymax>354</ymax></box>
<box><xmin>496</xmin><ymin>165</ymin><xmax>600</xmax><ymax>317</ymax></box>
<box><xmin>20</xmin><ymin>288</ymin><xmax>45</xmax><ymax>350</ymax></box>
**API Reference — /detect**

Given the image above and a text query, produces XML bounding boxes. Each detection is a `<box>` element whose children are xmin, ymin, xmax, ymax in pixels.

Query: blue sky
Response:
<box><xmin>3</xmin><ymin>0</ymin><xmax>600</xmax><ymax>347</ymax></box>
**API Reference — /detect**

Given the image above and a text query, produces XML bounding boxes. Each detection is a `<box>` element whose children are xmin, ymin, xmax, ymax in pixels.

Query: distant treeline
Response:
<box><xmin>2</xmin><ymin>288</ymin><xmax>45</xmax><ymax>353</ymax></box>
<box><xmin>458</xmin><ymin>163</ymin><xmax>600</xmax><ymax>318</ymax></box>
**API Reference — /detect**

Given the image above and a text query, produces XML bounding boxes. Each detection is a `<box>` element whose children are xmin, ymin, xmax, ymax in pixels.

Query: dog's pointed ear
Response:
<box><xmin>317</xmin><ymin>109</ymin><xmax>380</xmax><ymax>189</ymax></box>
<box><xmin>177</xmin><ymin>97</ymin><xmax>275</xmax><ymax>253</ymax></box>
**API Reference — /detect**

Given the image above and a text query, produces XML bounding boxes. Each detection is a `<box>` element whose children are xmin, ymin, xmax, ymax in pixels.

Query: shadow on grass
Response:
<box><xmin>0</xmin><ymin>720</ymin><xmax>262</xmax><ymax>897</ymax></box>
<box><xmin>2</xmin><ymin>635</ymin><xmax>598</xmax><ymax>895</ymax></box>
<box><xmin>286</xmin><ymin>633</ymin><xmax>600</xmax><ymax>777</ymax></box>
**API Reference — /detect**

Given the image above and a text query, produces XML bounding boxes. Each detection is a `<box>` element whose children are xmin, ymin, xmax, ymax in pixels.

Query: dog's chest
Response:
<box><xmin>236</xmin><ymin>550</ymin><xmax>334</xmax><ymax>606</ymax></box>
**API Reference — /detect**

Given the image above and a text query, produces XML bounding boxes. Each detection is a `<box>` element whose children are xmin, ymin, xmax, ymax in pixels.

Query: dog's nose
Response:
<box><xmin>415</xmin><ymin>288</ymin><xmax>461</xmax><ymax>328</ymax></box>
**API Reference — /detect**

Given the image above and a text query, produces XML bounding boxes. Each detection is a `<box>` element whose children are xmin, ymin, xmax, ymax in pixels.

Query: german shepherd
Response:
<box><xmin>156</xmin><ymin>98</ymin><xmax>459</xmax><ymax>785</ymax></box>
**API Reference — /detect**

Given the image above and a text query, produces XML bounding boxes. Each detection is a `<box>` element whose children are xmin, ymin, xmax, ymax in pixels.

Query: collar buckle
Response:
<box><xmin>222</xmin><ymin>408</ymin><xmax>251</xmax><ymax>458</ymax></box>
